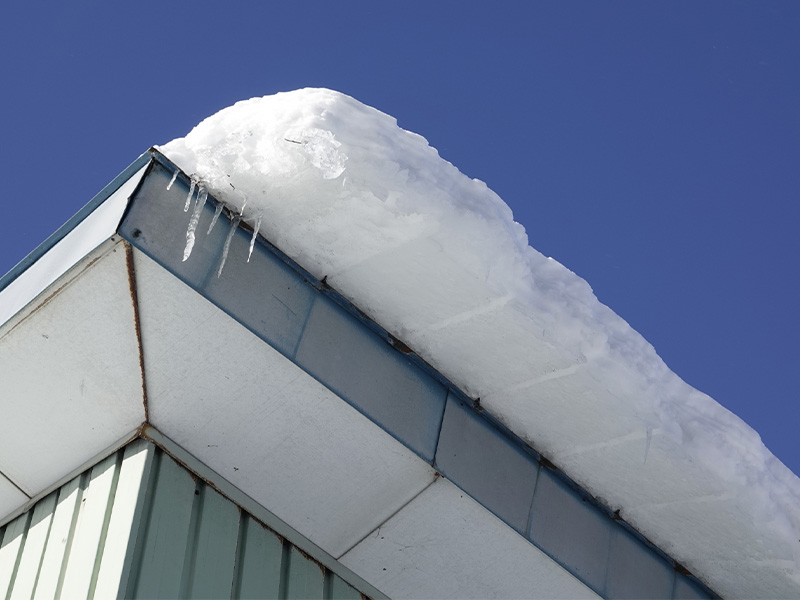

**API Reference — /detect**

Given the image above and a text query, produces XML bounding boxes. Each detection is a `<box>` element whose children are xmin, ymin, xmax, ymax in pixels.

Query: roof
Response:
<box><xmin>0</xmin><ymin>146</ymin><xmax>796</xmax><ymax>597</ymax></box>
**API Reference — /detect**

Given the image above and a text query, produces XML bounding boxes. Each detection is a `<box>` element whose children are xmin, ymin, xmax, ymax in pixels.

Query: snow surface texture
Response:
<box><xmin>161</xmin><ymin>89</ymin><xmax>800</xmax><ymax>597</ymax></box>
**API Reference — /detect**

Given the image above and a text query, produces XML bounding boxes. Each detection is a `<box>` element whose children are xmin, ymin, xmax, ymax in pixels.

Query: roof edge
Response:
<box><xmin>0</xmin><ymin>152</ymin><xmax>151</xmax><ymax>295</ymax></box>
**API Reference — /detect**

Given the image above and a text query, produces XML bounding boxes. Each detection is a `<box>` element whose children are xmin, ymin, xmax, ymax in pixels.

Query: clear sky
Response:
<box><xmin>1</xmin><ymin>2</ymin><xmax>798</xmax><ymax>476</ymax></box>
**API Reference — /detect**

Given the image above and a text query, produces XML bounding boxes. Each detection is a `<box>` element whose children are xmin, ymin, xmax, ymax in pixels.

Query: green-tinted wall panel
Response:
<box><xmin>234</xmin><ymin>515</ymin><xmax>283</xmax><ymax>598</ymax></box>
<box><xmin>9</xmin><ymin>492</ymin><xmax>56</xmax><ymax>599</ymax></box>
<box><xmin>0</xmin><ymin>511</ymin><xmax>30</xmax><ymax>596</ymax></box>
<box><xmin>128</xmin><ymin>452</ymin><xmax>196</xmax><ymax>598</ymax></box>
<box><xmin>182</xmin><ymin>484</ymin><xmax>240</xmax><ymax>599</ymax></box>
<box><xmin>0</xmin><ymin>440</ymin><xmax>373</xmax><ymax>600</ymax></box>
<box><xmin>285</xmin><ymin>546</ymin><xmax>325</xmax><ymax>600</ymax></box>
<box><xmin>0</xmin><ymin>442</ymin><xmax>153</xmax><ymax>600</ymax></box>
<box><xmin>330</xmin><ymin>575</ymin><xmax>363</xmax><ymax>600</ymax></box>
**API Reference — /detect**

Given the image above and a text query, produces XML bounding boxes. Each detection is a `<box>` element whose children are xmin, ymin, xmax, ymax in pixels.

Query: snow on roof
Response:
<box><xmin>160</xmin><ymin>88</ymin><xmax>800</xmax><ymax>595</ymax></box>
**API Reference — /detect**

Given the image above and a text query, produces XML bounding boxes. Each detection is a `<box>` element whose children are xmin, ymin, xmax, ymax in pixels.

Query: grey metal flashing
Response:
<box><xmin>0</xmin><ymin>152</ymin><xmax>151</xmax><ymax>295</ymax></box>
<box><xmin>295</xmin><ymin>294</ymin><xmax>447</xmax><ymax>462</ymax></box>
<box><xmin>117</xmin><ymin>148</ymin><xmax>718</xmax><ymax>599</ymax></box>
<box><xmin>435</xmin><ymin>392</ymin><xmax>539</xmax><ymax>534</ymax></box>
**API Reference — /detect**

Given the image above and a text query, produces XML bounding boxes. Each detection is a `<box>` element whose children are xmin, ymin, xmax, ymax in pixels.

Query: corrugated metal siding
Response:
<box><xmin>0</xmin><ymin>440</ymin><xmax>367</xmax><ymax>599</ymax></box>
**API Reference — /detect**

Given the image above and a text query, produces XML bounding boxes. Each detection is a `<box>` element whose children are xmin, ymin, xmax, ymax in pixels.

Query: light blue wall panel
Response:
<box><xmin>330</xmin><ymin>574</ymin><xmax>363</xmax><ymax>600</ymax></box>
<box><xmin>0</xmin><ymin>440</ymin><xmax>374</xmax><ymax>600</ymax></box>
<box><xmin>125</xmin><ymin>447</ymin><xmax>374</xmax><ymax>600</ymax></box>
<box><xmin>181</xmin><ymin>484</ymin><xmax>240</xmax><ymax>599</ymax></box>
<box><xmin>0</xmin><ymin>510</ymin><xmax>30</xmax><ymax>596</ymax></box>
<box><xmin>285</xmin><ymin>546</ymin><xmax>324</xmax><ymax>600</ymax></box>
<box><xmin>0</xmin><ymin>446</ymin><xmax>148</xmax><ymax>599</ymax></box>
<box><xmin>234</xmin><ymin>514</ymin><xmax>283</xmax><ymax>598</ymax></box>
<box><xmin>128</xmin><ymin>451</ymin><xmax>196</xmax><ymax>599</ymax></box>
<box><xmin>7</xmin><ymin>492</ymin><xmax>56</xmax><ymax>598</ymax></box>
<box><xmin>32</xmin><ymin>474</ymin><xmax>84</xmax><ymax>598</ymax></box>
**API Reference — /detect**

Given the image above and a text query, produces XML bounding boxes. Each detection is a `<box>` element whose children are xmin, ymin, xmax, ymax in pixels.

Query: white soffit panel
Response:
<box><xmin>0</xmin><ymin>240</ymin><xmax>145</xmax><ymax>498</ymax></box>
<box><xmin>133</xmin><ymin>250</ymin><xmax>436</xmax><ymax>558</ymax></box>
<box><xmin>340</xmin><ymin>478</ymin><xmax>600</xmax><ymax>600</ymax></box>
<box><xmin>0</xmin><ymin>164</ymin><xmax>148</xmax><ymax>328</ymax></box>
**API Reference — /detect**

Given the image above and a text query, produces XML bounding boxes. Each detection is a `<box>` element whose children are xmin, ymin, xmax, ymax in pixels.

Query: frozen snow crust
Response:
<box><xmin>161</xmin><ymin>88</ymin><xmax>800</xmax><ymax>597</ymax></box>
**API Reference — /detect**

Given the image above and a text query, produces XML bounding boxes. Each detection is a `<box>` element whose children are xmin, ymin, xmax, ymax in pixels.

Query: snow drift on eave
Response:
<box><xmin>160</xmin><ymin>88</ymin><xmax>800</xmax><ymax>596</ymax></box>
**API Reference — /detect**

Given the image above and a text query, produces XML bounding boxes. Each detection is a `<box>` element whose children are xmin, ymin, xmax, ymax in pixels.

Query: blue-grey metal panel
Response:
<box><xmin>674</xmin><ymin>573</ymin><xmax>713</xmax><ymax>599</ymax></box>
<box><xmin>528</xmin><ymin>468</ymin><xmax>612</xmax><ymax>592</ymax></box>
<box><xmin>119</xmin><ymin>160</ymin><xmax>231</xmax><ymax>290</ymax></box>
<box><xmin>203</xmin><ymin>223</ymin><xmax>316</xmax><ymax>358</ymax></box>
<box><xmin>435</xmin><ymin>392</ymin><xmax>539</xmax><ymax>533</ymax></box>
<box><xmin>605</xmin><ymin>527</ymin><xmax>676</xmax><ymax>599</ymax></box>
<box><xmin>295</xmin><ymin>294</ymin><xmax>447</xmax><ymax>461</ymax></box>
<box><xmin>121</xmin><ymin>159</ymin><xmax>316</xmax><ymax>359</ymax></box>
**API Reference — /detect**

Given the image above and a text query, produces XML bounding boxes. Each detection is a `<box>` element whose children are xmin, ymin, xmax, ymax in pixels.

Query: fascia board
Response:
<box><xmin>0</xmin><ymin>154</ymin><xmax>151</xmax><ymax>327</ymax></box>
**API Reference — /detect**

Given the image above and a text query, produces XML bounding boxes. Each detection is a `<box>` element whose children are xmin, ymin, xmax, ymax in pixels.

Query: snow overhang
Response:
<box><xmin>1</xmin><ymin>150</ymin><xmax>795</xmax><ymax>598</ymax></box>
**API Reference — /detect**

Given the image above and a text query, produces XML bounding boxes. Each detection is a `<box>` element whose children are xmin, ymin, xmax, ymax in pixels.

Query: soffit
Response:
<box><xmin>133</xmin><ymin>249</ymin><xmax>436</xmax><ymax>559</ymax></box>
<box><xmin>340</xmin><ymin>477</ymin><xmax>599</xmax><ymax>600</ymax></box>
<box><xmin>0</xmin><ymin>239</ymin><xmax>145</xmax><ymax>499</ymax></box>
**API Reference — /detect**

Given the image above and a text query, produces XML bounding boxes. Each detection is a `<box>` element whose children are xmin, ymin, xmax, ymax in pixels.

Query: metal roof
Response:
<box><xmin>0</xmin><ymin>150</ymin><xmax>734</xmax><ymax>598</ymax></box>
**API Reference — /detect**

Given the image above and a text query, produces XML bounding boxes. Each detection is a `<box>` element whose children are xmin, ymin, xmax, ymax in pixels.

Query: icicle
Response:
<box><xmin>184</xmin><ymin>175</ymin><xmax>198</xmax><ymax>212</ymax></box>
<box><xmin>217</xmin><ymin>215</ymin><xmax>241</xmax><ymax>277</ymax></box>
<box><xmin>167</xmin><ymin>169</ymin><xmax>179</xmax><ymax>190</ymax></box>
<box><xmin>643</xmin><ymin>424</ymin><xmax>653</xmax><ymax>464</ymax></box>
<box><xmin>196</xmin><ymin>185</ymin><xmax>208</xmax><ymax>208</ymax></box>
<box><xmin>182</xmin><ymin>185</ymin><xmax>207</xmax><ymax>262</ymax></box>
<box><xmin>247</xmin><ymin>215</ymin><xmax>262</xmax><ymax>263</ymax></box>
<box><xmin>208</xmin><ymin>203</ymin><xmax>224</xmax><ymax>234</ymax></box>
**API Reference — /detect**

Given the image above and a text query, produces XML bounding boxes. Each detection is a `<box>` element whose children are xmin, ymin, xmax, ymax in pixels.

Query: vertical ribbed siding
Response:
<box><xmin>0</xmin><ymin>441</ymin><xmax>368</xmax><ymax>600</ymax></box>
<box><xmin>0</xmin><ymin>440</ymin><xmax>153</xmax><ymax>600</ymax></box>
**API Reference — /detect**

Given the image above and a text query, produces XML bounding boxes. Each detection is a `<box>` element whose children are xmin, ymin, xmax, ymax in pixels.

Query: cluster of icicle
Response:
<box><xmin>168</xmin><ymin>168</ymin><xmax>262</xmax><ymax>277</ymax></box>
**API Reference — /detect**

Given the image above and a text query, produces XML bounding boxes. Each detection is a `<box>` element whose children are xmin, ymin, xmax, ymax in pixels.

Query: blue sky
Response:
<box><xmin>1</xmin><ymin>2</ymin><xmax>798</xmax><ymax>476</ymax></box>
